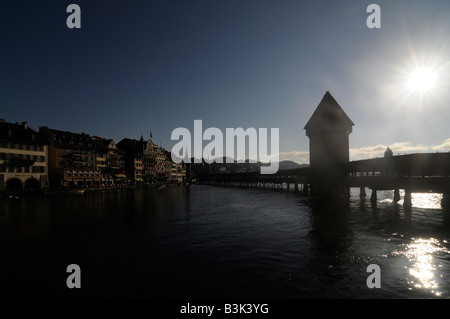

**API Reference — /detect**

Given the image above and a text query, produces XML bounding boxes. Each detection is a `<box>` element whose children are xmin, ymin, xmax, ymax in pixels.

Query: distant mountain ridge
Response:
<box><xmin>278</xmin><ymin>160</ymin><xmax>308</xmax><ymax>170</ymax></box>
<box><xmin>182</xmin><ymin>157</ymin><xmax>308</xmax><ymax>174</ymax></box>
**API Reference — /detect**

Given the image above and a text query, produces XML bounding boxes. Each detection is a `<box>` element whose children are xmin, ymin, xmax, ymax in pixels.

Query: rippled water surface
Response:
<box><xmin>1</xmin><ymin>185</ymin><xmax>450</xmax><ymax>298</ymax></box>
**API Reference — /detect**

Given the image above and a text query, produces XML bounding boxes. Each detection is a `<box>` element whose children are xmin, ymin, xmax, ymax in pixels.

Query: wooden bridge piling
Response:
<box><xmin>359</xmin><ymin>187</ymin><xmax>366</xmax><ymax>198</ymax></box>
<box><xmin>403</xmin><ymin>189</ymin><xmax>412</xmax><ymax>207</ymax></box>
<box><xmin>393</xmin><ymin>188</ymin><xmax>400</xmax><ymax>203</ymax></box>
<box><xmin>442</xmin><ymin>193</ymin><xmax>450</xmax><ymax>210</ymax></box>
<box><xmin>370</xmin><ymin>189</ymin><xmax>377</xmax><ymax>202</ymax></box>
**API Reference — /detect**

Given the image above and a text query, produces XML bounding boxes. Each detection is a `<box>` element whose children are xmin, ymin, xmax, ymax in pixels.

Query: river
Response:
<box><xmin>1</xmin><ymin>185</ymin><xmax>450</xmax><ymax>299</ymax></box>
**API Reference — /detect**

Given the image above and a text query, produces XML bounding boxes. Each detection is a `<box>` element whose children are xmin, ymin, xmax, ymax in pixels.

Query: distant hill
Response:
<box><xmin>187</xmin><ymin>158</ymin><xmax>308</xmax><ymax>175</ymax></box>
<box><xmin>278</xmin><ymin>160</ymin><xmax>308</xmax><ymax>170</ymax></box>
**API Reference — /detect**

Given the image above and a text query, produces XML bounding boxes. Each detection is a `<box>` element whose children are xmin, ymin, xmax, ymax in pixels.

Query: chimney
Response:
<box><xmin>22</xmin><ymin>121</ymin><xmax>28</xmax><ymax>129</ymax></box>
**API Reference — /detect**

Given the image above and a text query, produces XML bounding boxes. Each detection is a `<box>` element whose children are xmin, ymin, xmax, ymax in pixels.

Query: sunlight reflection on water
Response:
<box><xmin>369</xmin><ymin>189</ymin><xmax>443</xmax><ymax>209</ymax></box>
<box><xmin>409</xmin><ymin>193</ymin><xmax>443</xmax><ymax>209</ymax></box>
<box><xmin>392</xmin><ymin>238</ymin><xmax>450</xmax><ymax>297</ymax></box>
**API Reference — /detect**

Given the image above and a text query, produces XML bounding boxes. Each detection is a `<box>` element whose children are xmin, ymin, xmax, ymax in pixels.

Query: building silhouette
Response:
<box><xmin>39</xmin><ymin>127</ymin><xmax>101</xmax><ymax>188</ymax></box>
<box><xmin>93</xmin><ymin>137</ymin><xmax>126</xmax><ymax>186</ymax></box>
<box><xmin>0</xmin><ymin>120</ymin><xmax>48</xmax><ymax>192</ymax></box>
<box><xmin>116</xmin><ymin>138</ymin><xmax>145</xmax><ymax>185</ymax></box>
<box><xmin>304</xmin><ymin>91</ymin><xmax>354</xmax><ymax>168</ymax></box>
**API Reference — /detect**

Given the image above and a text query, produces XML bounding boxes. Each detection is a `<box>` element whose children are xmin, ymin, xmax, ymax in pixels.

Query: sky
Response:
<box><xmin>1</xmin><ymin>0</ymin><xmax>450</xmax><ymax>164</ymax></box>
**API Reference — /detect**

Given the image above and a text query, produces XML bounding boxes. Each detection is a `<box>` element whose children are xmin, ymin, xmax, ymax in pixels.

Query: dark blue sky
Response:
<box><xmin>2</xmin><ymin>0</ymin><xmax>450</xmax><ymax>163</ymax></box>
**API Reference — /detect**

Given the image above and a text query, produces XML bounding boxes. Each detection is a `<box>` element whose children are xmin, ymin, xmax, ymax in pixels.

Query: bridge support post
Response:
<box><xmin>441</xmin><ymin>192</ymin><xmax>450</xmax><ymax>211</ymax></box>
<box><xmin>370</xmin><ymin>189</ymin><xmax>377</xmax><ymax>202</ymax></box>
<box><xmin>393</xmin><ymin>189</ymin><xmax>400</xmax><ymax>203</ymax></box>
<box><xmin>294</xmin><ymin>183</ymin><xmax>298</xmax><ymax>192</ymax></box>
<box><xmin>359</xmin><ymin>187</ymin><xmax>366</xmax><ymax>198</ymax></box>
<box><xmin>403</xmin><ymin>189</ymin><xmax>412</xmax><ymax>208</ymax></box>
<box><xmin>303</xmin><ymin>184</ymin><xmax>309</xmax><ymax>196</ymax></box>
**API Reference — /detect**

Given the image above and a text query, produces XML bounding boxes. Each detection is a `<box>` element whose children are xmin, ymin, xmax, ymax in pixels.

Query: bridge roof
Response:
<box><xmin>304</xmin><ymin>91</ymin><xmax>354</xmax><ymax>135</ymax></box>
<box><xmin>345</xmin><ymin>153</ymin><xmax>450</xmax><ymax>172</ymax></box>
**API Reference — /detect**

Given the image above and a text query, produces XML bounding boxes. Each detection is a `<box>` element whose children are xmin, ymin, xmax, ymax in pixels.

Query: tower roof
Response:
<box><xmin>304</xmin><ymin>91</ymin><xmax>354</xmax><ymax>135</ymax></box>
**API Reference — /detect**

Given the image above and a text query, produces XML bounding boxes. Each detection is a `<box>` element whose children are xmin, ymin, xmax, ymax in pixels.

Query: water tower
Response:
<box><xmin>304</xmin><ymin>91</ymin><xmax>354</xmax><ymax>168</ymax></box>
<box><xmin>304</xmin><ymin>91</ymin><xmax>354</xmax><ymax>197</ymax></box>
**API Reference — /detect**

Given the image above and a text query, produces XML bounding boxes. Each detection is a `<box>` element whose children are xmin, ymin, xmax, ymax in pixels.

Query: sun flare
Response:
<box><xmin>407</xmin><ymin>68</ymin><xmax>438</xmax><ymax>93</ymax></box>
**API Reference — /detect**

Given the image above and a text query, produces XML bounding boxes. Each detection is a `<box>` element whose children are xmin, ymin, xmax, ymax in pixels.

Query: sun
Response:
<box><xmin>406</xmin><ymin>68</ymin><xmax>438</xmax><ymax>93</ymax></box>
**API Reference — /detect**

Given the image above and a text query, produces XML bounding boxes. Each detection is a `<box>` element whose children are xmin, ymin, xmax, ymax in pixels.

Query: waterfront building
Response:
<box><xmin>117</xmin><ymin>138</ymin><xmax>145</xmax><ymax>185</ymax></box>
<box><xmin>39</xmin><ymin>127</ymin><xmax>101</xmax><ymax>188</ymax></box>
<box><xmin>133</xmin><ymin>156</ymin><xmax>144</xmax><ymax>184</ymax></box>
<box><xmin>144</xmin><ymin>139</ymin><xmax>170</xmax><ymax>183</ymax></box>
<box><xmin>93</xmin><ymin>137</ymin><xmax>126</xmax><ymax>186</ymax></box>
<box><xmin>168</xmin><ymin>161</ymin><xmax>185</xmax><ymax>184</ymax></box>
<box><xmin>0</xmin><ymin>120</ymin><xmax>48</xmax><ymax>191</ymax></box>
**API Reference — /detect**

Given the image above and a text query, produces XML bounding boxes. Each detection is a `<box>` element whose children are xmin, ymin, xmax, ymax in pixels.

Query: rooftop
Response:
<box><xmin>304</xmin><ymin>91</ymin><xmax>354</xmax><ymax>136</ymax></box>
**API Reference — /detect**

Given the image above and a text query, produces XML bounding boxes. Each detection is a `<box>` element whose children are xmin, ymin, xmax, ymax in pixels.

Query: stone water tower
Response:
<box><xmin>304</xmin><ymin>91</ymin><xmax>354</xmax><ymax>168</ymax></box>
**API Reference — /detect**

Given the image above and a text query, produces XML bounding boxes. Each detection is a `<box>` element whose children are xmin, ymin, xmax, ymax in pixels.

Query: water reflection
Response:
<box><xmin>409</xmin><ymin>193</ymin><xmax>443</xmax><ymax>210</ymax></box>
<box><xmin>373</xmin><ymin>189</ymin><xmax>443</xmax><ymax>209</ymax></box>
<box><xmin>2</xmin><ymin>186</ymin><xmax>450</xmax><ymax>298</ymax></box>
<box><xmin>394</xmin><ymin>238</ymin><xmax>450</xmax><ymax>297</ymax></box>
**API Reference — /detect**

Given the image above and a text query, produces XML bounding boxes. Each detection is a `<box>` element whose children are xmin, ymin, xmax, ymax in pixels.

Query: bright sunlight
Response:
<box><xmin>407</xmin><ymin>68</ymin><xmax>439</xmax><ymax>93</ymax></box>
